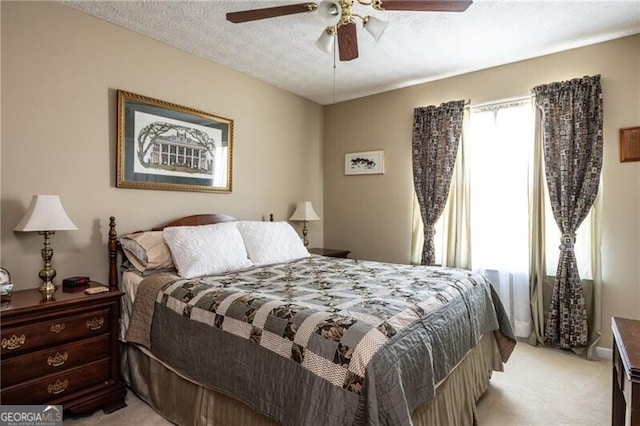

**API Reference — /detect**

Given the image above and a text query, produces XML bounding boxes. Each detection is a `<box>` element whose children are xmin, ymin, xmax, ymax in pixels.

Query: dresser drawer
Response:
<box><xmin>0</xmin><ymin>359</ymin><xmax>110</xmax><ymax>405</ymax></box>
<box><xmin>1</xmin><ymin>334</ymin><xmax>110</xmax><ymax>387</ymax></box>
<box><xmin>1</xmin><ymin>309</ymin><xmax>110</xmax><ymax>356</ymax></box>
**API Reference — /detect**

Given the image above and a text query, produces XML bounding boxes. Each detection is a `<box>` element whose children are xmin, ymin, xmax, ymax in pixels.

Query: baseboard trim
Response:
<box><xmin>596</xmin><ymin>346</ymin><xmax>612</xmax><ymax>360</ymax></box>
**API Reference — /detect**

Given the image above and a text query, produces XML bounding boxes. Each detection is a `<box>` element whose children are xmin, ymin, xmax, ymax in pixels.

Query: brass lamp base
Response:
<box><xmin>39</xmin><ymin>281</ymin><xmax>58</xmax><ymax>294</ymax></box>
<box><xmin>39</xmin><ymin>282</ymin><xmax>58</xmax><ymax>301</ymax></box>
<box><xmin>38</xmin><ymin>231</ymin><xmax>58</xmax><ymax>299</ymax></box>
<box><xmin>301</xmin><ymin>220</ymin><xmax>310</xmax><ymax>247</ymax></box>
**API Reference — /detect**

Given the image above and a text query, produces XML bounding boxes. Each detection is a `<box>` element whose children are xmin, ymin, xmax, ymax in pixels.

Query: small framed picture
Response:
<box><xmin>620</xmin><ymin>126</ymin><xmax>640</xmax><ymax>162</ymax></box>
<box><xmin>344</xmin><ymin>150</ymin><xmax>385</xmax><ymax>175</ymax></box>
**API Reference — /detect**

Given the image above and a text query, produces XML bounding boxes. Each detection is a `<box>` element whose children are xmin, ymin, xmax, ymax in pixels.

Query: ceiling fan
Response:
<box><xmin>226</xmin><ymin>0</ymin><xmax>472</xmax><ymax>62</ymax></box>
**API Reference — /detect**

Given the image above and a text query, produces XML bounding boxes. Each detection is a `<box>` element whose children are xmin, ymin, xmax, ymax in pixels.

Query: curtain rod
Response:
<box><xmin>465</xmin><ymin>93</ymin><xmax>534</xmax><ymax>110</ymax></box>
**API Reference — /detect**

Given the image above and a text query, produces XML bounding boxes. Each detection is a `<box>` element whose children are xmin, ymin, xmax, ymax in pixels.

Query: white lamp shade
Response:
<box><xmin>289</xmin><ymin>201</ymin><xmax>320</xmax><ymax>222</ymax></box>
<box><xmin>14</xmin><ymin>195</ymin><xmax>78</xmax><ymax>232</ymax></box>
<box><xmin>364</xmin><ymin>16</ymin><xmax>389</xmax><ymax>42</ymax></box>
<box><xmin>316</xmin><ymin>28</ymin><xmax>335</xmax><ymax>53</ymax></box>
<box><xmin>317</xmin><ymin>0</ymin><xmax>341</xmax><ymax>27</ymax></box>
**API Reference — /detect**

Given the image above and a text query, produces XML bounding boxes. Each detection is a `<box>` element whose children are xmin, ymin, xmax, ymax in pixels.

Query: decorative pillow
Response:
<box><xmin>119</xmin><ymin>231</ymin><xmax>174</xmax><ymax>272</ymax></box>
<box><xmin>235</xmin><ymin>221</ymin><xmax>309</xmax><ymax>266</ymax></box>
<box><xmin>163</xmin><ymin>222</ymin><xmax>252</xmax><ymax>279</ymax></box>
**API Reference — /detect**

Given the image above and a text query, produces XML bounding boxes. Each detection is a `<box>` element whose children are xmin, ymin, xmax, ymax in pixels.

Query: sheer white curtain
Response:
<box><xmin>467</xmin><ymin>100</ymin><xmax>534</xmax><ymax>338</ymax></box>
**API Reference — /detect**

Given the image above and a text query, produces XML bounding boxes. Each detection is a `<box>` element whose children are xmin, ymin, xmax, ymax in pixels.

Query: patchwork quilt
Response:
<box><xmin>126</xmin><ymin>255</ymin><xmax>515</xmax><ymax>426</ymax></box>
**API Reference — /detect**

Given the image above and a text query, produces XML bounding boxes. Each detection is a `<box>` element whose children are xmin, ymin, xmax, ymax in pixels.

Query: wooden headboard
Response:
<box><xmin>107</xmin><ymin>214</ymin><xmax>238</xmax><ymax>289</ymax></box>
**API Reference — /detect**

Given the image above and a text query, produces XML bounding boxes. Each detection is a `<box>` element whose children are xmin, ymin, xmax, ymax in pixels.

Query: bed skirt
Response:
<box><xmin>122</xmin><ymin>332</ymin><xmax>502</xmax><ymax>426</ymax></box>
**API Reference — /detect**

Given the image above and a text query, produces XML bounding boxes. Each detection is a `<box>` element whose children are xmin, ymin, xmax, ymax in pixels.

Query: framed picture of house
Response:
<box><xmin>116</xmin><ymin>90</ymin><xmax>233</xmax><ymax>192</ymax></box>
<box><xmin>344</xmin><ymin>150</ymin><xmax>385</xmax><ymax>175</ymax></box>
<box><xmin>620</xmin><ymin>126</ymin><xmax>640</xmax><ymax>162</ymax></box>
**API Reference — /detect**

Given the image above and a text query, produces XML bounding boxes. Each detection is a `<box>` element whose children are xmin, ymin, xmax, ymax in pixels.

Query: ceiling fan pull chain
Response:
<box><xmin>333</xmin><ymin>35</ymin><xmax>337</xmax><ymax>104</ymax></box>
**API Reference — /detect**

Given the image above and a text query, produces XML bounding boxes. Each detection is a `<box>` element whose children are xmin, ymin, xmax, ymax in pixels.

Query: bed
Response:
<box><xmin>107</xmin><ymin>214</ymin><xmax>515</xmax><ymax>426</ymax></box>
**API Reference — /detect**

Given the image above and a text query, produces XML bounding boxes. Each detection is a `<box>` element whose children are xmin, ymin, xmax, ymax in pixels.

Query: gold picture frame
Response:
<box><xmin>116</xmin><ymin>90</ymin><xmax>233</xmax><ymax>192</ymax></box>
<box><xmin>620</xmin><ymin>126</ymin><xmax>640</xmax><ymax>163</ymax></box>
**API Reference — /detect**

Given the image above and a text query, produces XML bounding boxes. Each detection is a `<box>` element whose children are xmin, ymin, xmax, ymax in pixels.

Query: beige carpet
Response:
<box><xmin>64</xmin><ymin>342</ymin><xmax>610</xmax><ymax>426</ymax></box>
<box><xmin>476</xmin><ymin>342</ymin><xmax>610</xmax><ymax>426</ymax></box>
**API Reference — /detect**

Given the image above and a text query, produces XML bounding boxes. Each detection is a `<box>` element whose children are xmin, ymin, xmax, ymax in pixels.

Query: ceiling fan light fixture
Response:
<box><xmin>226</xmin><ymin>0</ymin><xmax>474</xmax><ymax>62</ymax></box>
<box><xmin>318</xmin><ymin>0</ymin><xmax>342</xmax><ymax>26</ymax></box>
<box><xmin>363</xmin><ymin>15</ymin><xmax>388</xmax><ymax>42</ymax></box>
<box><xmin>316</xmin><ymin>27</ymin><xmax>336</xmax><ymax>53</ymax></box>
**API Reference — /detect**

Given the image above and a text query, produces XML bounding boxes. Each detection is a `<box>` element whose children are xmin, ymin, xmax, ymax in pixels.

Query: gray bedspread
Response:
<box><xmin>126</xmin><ymin>256</ymin><xmax>515</xmax><ymax>426</ymax></box>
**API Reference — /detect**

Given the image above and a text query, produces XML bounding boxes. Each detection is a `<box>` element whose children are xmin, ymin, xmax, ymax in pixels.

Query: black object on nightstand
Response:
<box><xmin>0</xmin><ymin>282</ymin><xmax>127</xmax><ymax>415</ymax></box>
<box><xmin>62</xmin><ymin>276</ymin><xmax>91</xmax><ymax>287</ymax></box>
<box><xmin>309</xmin><ymin>248</ymin><xmax>351</xmax><ymax>258</ymax></box>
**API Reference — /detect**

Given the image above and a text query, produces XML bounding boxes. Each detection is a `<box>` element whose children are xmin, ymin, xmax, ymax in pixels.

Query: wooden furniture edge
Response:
<box><xmin>108</xmin><ymin>217</ymin><xmax>118</xmax><ymax>290</ymax></box>
<box><xmin>151</xmin><ymin>213</ymin><xmax>237</xmax><ymax>230</ymax></box>
<box><xmin>309</xmin><ymin>248</ymin><xmax>351</xmax><ymax>258</ymax></box>
<box><xmin>612</xmin><ymin>316</ymin><xmax>640</xmax><ymax>381</ymax></box>
<box><xmin>611</xmin><ymin>316</ymin><xmax>640</xmax><ymax>426</ymax></box>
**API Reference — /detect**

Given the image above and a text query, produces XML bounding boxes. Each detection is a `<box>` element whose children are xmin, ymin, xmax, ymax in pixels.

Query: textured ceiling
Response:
<box><xmin>61</xmin><ymin>0</ymin><xmax>640</xmax><ymax>105</ymax></box>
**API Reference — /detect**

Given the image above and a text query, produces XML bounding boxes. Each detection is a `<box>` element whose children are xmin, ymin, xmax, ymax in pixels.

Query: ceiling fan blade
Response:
<box><xmin>226</xmin><ymin>3</ymin><xmax>318</xmax><ymax>24</ymax></box>
<box><xmin>380</xmin><ymin>0</ymin><xmax>472</xmax><ymax>12</ymax></box>
<box><xmin>337</xmin><ymin>22</ymin><xmax>359</xmax><ymax>61</ymax></box>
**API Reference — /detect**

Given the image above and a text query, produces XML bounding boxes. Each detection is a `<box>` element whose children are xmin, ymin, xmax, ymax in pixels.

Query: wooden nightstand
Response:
<box><xmin>0</xmin><ymin>283</ymin><xmax>126</xmax><ymax>415</ymax></box>
<box><xmin>309</xmin><ymin>248</ymin><xmax>351</xmax><ymax>258</ymax></box>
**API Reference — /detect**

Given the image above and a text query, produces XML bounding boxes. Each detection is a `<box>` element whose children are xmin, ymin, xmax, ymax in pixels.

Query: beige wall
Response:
<box><xmin>324</xmin><ymin>35</ymin><xmax>640</xmax><ymax>348</ymax></box>
<box><xmin>1</xmin><ymin>2</ymin><xmax>324</xmax><ymax>290</ymax></box>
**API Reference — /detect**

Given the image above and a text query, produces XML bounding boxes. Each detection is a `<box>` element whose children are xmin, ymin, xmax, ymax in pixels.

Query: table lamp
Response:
<box><xmin>14</xmin><ymin>195</ymin><xmax>78</xmax><ymax>295</ymax></box>
<box><xmin>289</xmin><ymin>201</ymin><xmax>320</xmax><ymax>247</ymax></box>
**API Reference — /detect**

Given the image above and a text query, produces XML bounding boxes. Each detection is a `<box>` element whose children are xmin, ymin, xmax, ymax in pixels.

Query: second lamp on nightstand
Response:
<box><xmin>289</xmin><ymin>201</ymin><xmax>320</xmax><ymax>247</ymax></box>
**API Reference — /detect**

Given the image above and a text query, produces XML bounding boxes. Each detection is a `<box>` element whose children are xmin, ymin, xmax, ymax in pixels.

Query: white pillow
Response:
<box><xmin>163</xmin><ymin>222</ymin><xmax>252</xmax><ymax>279</ymax></box>
<box><xmin>236</xmin><ymin>221</ymin><xmax>309</xmax><ymax>266</ymax></box>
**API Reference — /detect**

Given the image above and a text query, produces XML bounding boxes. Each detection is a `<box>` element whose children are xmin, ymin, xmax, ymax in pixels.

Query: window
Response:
<box><xmin>468</xmin><ymin>101</ymin><xmax>534</xmax><ymax>275</ymax></box>
<box><xmin>426</xmin><ymin>96</ymin><xmax>595</xmax><ymax>338</ymax></box>
<box><xmin>466</xmin><ymin>99</ymin><xmax>534</xmax><ymax>338</ymax></box>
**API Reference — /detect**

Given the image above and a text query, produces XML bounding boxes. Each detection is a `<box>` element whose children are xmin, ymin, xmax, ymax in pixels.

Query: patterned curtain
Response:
<box><xmin>412</xmin><ymin>100</ymin><xmax>465</xmax><ymax>265</ymax></box>
<box><xmin>533</xmin><ymin>75</ymin><xmax>603</xmax><ymax>348</ymax></box>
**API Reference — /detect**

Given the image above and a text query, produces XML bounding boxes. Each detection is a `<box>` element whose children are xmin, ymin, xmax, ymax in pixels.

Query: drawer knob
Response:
<box><xmin>1</xmin><ymin>334</ymin><xmax>26</xmax><ymax>350</ymax></box>
<box><xmin>47</xmin><ymin>352</ymin><xmax>69</xmax><ymax>367</ymax></box>
<box><xmin>50</xmin><ymin>323</ymin><xmax>66</xmax><ymax>334</ymax></box>
<box><xmin>86</xmin><ymin>317</ymin><xmax>104</xmax><ymax>331</ymax></box>
<box><xmin>47</xmin><ymin>379</ymin><xmax>69</xmax><ymax>395</ymax></box>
